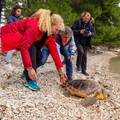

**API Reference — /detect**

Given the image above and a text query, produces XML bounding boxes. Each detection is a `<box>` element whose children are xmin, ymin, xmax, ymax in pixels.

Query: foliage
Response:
<box><xmin>4</xmin><ymin>0</ymin><xmax>120</xmax><ymax>45</ymax></box>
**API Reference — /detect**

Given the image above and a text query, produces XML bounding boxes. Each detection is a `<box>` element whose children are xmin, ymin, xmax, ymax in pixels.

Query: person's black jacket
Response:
<box><xmin>71</xmin><ymin>19</ymin><xmax>95</xmax><ymax>47</ymax></box>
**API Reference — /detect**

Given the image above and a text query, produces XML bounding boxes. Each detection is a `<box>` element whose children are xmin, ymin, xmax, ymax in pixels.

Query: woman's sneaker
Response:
<box><xmin>24</xmin><ymin>80</ymin><xmax>40</xmax><ymax>91</ymax></box>
<box><xmin>21</xmin><ymin>74</ymin><xmax>40</xmax><ymax>91</ymax></box>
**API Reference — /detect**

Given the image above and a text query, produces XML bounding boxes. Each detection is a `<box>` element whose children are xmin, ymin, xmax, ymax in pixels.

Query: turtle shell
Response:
<box><xmin>65</xmin><ymin>79</ymin><xmax>100</xmax><ymax>98</ymax></box>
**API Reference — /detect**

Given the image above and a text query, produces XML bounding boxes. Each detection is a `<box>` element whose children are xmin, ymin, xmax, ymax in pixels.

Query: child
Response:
<box><xmin>5</xmin><ymin>5</ymin><xmax>22</xmax><ymax>71</ymax></box>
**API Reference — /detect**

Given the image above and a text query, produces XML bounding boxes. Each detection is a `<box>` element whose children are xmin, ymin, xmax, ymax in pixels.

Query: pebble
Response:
<box><xmin>0</xmin><ymin>51</ymin><xmax>120</xmax><ymax>120</ymax></box>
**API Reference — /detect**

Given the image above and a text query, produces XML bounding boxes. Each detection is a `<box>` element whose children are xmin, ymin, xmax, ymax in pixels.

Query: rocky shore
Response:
<box><xmin>0</xmin><ymin>48</ymin><xmax>120</xmax><ymax>120</ymax></box>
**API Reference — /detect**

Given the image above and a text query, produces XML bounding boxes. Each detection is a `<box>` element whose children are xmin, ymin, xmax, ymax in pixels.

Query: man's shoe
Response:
<box><xmin>77</xmin><ymin>67</ymin><xmax>81</xmax><ymax>72</ymax></box>
<box><xmin>82</xmin><ymin>71</ymin><xmax>89</xmax><ymax>76</ymax></box>
<box><xmin>76</xmin><ymin>65</ymin><xmax>82</xmax><ymax>72</ymax></box>
<box><xmin>24</xmin><ymin>80</ymin><xmax>40</xmax><ymax>91</ymax></box>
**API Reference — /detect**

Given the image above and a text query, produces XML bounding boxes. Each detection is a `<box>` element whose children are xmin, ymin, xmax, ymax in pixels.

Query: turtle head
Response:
<box><xmin>96</xmin><ymin>88</ymin><xmax>111</xmax><ymax>100</ymax></box>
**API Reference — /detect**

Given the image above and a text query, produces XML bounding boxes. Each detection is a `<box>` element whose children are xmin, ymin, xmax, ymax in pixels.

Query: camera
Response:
<box><xmin>84</xmin><ymin>29</ymin><xmax>89</xmax><ymax>34</ymax></box>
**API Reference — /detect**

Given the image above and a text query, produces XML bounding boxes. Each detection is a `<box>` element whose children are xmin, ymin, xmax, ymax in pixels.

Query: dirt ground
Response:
<box><xmin>0</xmin><ymin>49</ymin><xmax>120</xmax><ymax>120</ymax></box>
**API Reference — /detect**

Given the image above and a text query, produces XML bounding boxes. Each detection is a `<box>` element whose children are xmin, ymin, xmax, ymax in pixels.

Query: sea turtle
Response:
<box><xmin>63</xmin><ymin>79</ymin><xmax>111</xmax><ymax>106</ymax></box>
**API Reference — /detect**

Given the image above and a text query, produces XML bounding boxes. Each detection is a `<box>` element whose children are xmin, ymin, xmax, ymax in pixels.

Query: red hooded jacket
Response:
<box><xmin>1</xmin><ymin>17</ymin><xmax>63</xmax><ymax>69</ymax></box>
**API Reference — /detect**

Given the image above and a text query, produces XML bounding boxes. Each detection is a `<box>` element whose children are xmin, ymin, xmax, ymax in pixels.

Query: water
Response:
<box><xmin>109</xmin><ymin>56</ymin><xmax>120</xmax><ymax>74</ymax></box>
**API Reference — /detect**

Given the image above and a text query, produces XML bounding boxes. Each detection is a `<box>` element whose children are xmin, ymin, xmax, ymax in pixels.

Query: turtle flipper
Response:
<box><xmin>81</xmin><ymin>96</ymin><xmax>97</xmax><ymax>107</ymax></box>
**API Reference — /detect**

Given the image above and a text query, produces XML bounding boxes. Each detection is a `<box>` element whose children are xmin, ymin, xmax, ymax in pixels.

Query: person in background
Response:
<box><xmin>72</xmin><ymin>11</ymin><xmax>95</xmax><ymax>76</ymax></box>
<box><xmin>1</xmin><ymin>8</ymin><xmax>67</xmax><ymax>91</ymax></box>
<box><xmin>88</xmin><ymin>17</ymin><xmax>95</xmax><ymax>49</ymax></box>
<box><xmin>90</xmin><ymin>17</ymin><xmax>95</xmax><ymax>27</ymax></box>
<box><xmin>5</xmin><ymin>5</ymin><xmax>22</xmax><ymax>71</ymax></box>
<box><xmin>36</xmin><ymin>26</ymin><xmax>76</xmax><ymax>81</ymax></box>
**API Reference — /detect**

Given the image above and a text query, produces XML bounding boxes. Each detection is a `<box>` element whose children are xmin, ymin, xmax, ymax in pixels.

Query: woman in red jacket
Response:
<box><xmin>0</xmin><ymin>9</ymin><xmax>67</xmax><ymax>89</ymax></box>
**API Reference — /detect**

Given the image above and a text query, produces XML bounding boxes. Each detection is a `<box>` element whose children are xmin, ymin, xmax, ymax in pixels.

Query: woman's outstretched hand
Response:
<box><xmin>27</xmin><ymin>67</ymin><xmax>37</xmax><ymax>80</ymax></box>
<box><xmin>58</xmin><ymin>68</ymin><xmax>67</xmax><ymax>85</ymax></box>
<box><xmin>60</xmin><ymin>73</ymin><xmax>67</xmax><ymax>85</ymax></box>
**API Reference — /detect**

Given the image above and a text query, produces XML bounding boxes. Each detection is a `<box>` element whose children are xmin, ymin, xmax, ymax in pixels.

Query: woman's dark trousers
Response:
<box><xmin>23</xmin><ymin>45</ymin><xmax>42</xmax><ymax>81</ymax></box>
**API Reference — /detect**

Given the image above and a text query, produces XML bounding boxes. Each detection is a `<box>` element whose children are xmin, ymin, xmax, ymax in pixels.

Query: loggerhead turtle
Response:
<box><xmin>63</xmin><ymin>79</ymin><xmax>110</xmax><ymax>106</ymax></box>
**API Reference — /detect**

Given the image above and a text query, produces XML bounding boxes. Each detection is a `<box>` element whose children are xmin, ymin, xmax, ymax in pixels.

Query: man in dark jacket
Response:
<box><xmin>72</xmin><ymin>11</ymin><xmax>95</xmax><ymax>76</ymax></box>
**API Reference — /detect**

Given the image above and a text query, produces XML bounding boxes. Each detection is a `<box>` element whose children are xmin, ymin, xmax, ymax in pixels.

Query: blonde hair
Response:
<box><xmin>32</xmin><ymin>8</ymin><xmax>64</xmax><ymax>35</ymax></box>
